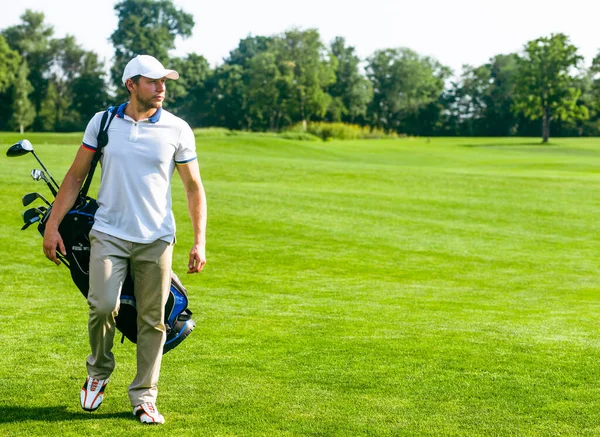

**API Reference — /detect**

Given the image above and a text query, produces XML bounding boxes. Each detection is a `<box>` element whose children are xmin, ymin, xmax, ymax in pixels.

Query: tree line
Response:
<box><xmin>1</xmin><ymin>0</ymin><xmax>600</xmax><ymax>142</ymax></box>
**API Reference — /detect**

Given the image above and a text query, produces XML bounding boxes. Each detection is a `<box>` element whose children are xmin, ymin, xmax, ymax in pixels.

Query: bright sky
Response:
<box><xmin>2</xmin><ymin>0</ymin><xmax>599</xmax><ymax>76</ymax></box>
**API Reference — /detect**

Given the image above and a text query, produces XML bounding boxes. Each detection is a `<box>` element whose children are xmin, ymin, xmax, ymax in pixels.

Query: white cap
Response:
<box><xmin>122</xmin><ymin>55</ymin><xmax>179</xmax><ymax>84</ymax></box>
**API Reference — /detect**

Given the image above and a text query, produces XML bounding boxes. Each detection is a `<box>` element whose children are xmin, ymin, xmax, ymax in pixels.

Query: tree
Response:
<box><xmin>38</xmin><ymin>81</ymin><xmax>58</xmax><ymax>131</ymax></box>
<box><xmin>327</xmin><ymin>37</ymin><xmax>372</xmax><ymax>123</ymax></box>
<box><xmin>366</xmin><ymin>48</ymin><xmax>450</xmax><ymax>134</ymax></box>
<box><xmin>0</xmin><ymin>34</ymin><xmax>20</xmax><ymax>93</ymax></box>
<box><xmin>207</xmin><ymin>64</ymin><xmax>249</xmax><ymax>130</ymax></box>
<box><xmin>70</xmin><ymin>52</ymin><xmax>110</xmax><ymax>127</ymax></box>
<box><xmin>271</xmin><ymin>29</ymin><xmax>337</xmax><ymax>128</ymax></box>
<box><xmin>166</xmin><ymin>53</ymin><xmax>212</xmax><ymax>127</ymax></box>
<box><xmin>226</xmin><ymin>35</ymin><xmax>273</xmax><ymax>67</ymax></box>
<box><xmin>444</xmin><ymin>64</ymin><xmax>491</xmax><ymax>135</ymax></box>
<box><xmin>2</xmin><ymin>10</ymin><xmax>55</xmax><ymax>130</ymax></box>
<box><xmin>513</xmin><ymin>33</ymin><xmax>587</xmax><ymax>143</ymax></box>
<box><xmin>246</xmin><ymin>50</ymin><xmax>294</xmax><ymax>130</ymax></box>
<box><xmin>10</xmin><ymin>60</ymin><xmax>35</xmax><ymax>133</ymax></box>
<box><xmin>44</xmin><ymin>36</ymin><xmax>86</xmax><ymax>131</ymax></box>
<box><xmin>576</xmin><ymin>52</ymin><xmax>600</xmax><ymax>136</ymax></box>
<box><xmin>110</xmin><ymin>0</ymin><xmax>194</xmax><ymax>97</ymax></box>
<box><xmin>483</xmin><ymin>54</ymin><xmax>521</xmax><ymax>136</ymax></box>
<box><xmin>0</xmin><ymin>35</ymin><xmax>21</xmax><ymax>131</ymax></box>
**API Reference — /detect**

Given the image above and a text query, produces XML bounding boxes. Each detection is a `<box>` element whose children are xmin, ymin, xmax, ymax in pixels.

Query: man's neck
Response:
<box><xmin>124</xmin><ymin>100</ymin><xmax>159</xmax><ymax>122</ymax></box>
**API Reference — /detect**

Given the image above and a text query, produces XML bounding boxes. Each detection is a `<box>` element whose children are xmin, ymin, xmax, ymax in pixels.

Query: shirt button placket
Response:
<box><xmin>129</xmin><ymin>122</ymin><xmax>139</xmax><ymax>142</ymax></box>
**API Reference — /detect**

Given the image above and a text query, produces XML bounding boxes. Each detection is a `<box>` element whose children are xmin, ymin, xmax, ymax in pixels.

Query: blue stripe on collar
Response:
<box><xmin>116</xmin><ymin>102</ymin><xmax>128</xmax><ymax>118</ymax></box>
<box><xmin>149</xmin><ymin>107</ymin><xmax>162</xmax><ymax>123</ymax></box>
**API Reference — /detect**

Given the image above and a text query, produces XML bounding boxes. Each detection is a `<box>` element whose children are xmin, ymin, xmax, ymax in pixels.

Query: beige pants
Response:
<box><xmin>87</xmin><ymin>229</ymin><xmax>173</xmax><ymax>406</ymax></box>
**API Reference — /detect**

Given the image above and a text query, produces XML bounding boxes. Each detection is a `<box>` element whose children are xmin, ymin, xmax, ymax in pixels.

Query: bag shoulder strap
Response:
<box><xmin>80</xmin><ymin>106</ymin><xmax>118</xmax><ymax>198</ymax></box>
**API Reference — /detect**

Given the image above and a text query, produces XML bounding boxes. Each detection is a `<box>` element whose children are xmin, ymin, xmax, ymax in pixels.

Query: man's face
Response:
<box><xmin>129</xmin><ymin>76</ymin><xmax>166</xmax><ymax>110</ymax></box>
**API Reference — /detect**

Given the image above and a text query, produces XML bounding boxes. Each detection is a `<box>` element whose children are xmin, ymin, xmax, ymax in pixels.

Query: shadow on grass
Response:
<box><xmin>460</xmin><ymin>142</ymin><xmax>600</xmax><ymax>156</ymax></box>
<box><xmin>0</xmin><ymin>405</ymin><xmax>131</xmax><ymax>423</ymax></box>
<box><xmin>460</xmin><ymin>142</ymin><xmax>550</xmax><ymax>147</ymax></box>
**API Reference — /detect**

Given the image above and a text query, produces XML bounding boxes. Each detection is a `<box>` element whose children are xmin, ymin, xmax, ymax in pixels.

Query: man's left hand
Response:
<box><xmin>187</xmin><ymin>244</ymin><xmax>206</xmax><ymax>273</ymax></box>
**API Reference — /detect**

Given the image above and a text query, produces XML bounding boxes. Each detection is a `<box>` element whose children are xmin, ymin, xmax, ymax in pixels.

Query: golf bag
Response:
<box><xmin>37</xmin><ymin>107</ymin><xmax>196</xmax><ymax>353</ymax></box>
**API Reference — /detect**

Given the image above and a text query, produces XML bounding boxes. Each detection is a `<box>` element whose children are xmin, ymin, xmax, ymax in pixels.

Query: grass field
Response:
<box><xmin>1</xmin><ymin>133</ymin><xmax>600</xmax><ymax>436</ymax></box>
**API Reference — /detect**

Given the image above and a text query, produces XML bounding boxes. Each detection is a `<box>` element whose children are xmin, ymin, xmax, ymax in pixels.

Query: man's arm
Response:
<box><xmin>176</xmin><ymin>159</ymin><xmax>207</xmax><ymax>273</ymax></box>
<box><xmin>43</xmin><ymin>146</ymin><xmax>95</xmax><ymax>265</ymax></box>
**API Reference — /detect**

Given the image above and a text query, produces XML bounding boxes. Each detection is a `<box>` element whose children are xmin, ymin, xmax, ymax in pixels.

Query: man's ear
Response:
<box><xmin>126</xmin><ymin>78</ymin><xmax>135</xmax><ymax>93</ymax></box>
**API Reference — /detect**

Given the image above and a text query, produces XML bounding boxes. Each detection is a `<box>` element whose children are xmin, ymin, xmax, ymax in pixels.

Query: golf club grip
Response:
<box><xmin>57</xmin><ymin>252</ymin><xmax>70</xmax><ymax>268</ymax></box>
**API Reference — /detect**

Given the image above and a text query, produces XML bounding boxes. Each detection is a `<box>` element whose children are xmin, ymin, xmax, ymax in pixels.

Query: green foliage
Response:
<box><xmin>1</xmin><ymin>11</ymin><xmax>107</xmax><ymax>133</ymax></box>
<box><xmin>69</xmin><ymin>52</ymin><xmax>109</xmax><ymax>124</ymax></box>
<box><xmin>4</xmin><ymin>7</ymin><xmax>600</xmax><ymax>139</ymax></box>
<box><xmin>2</xmin><ymin>10</ymin><xmax>55</xmax><ymax>130</ymax></box>
<box><xmin>10</xmin><ymin>60</ymin><xmax>35</xmax><ymax>133</ymax></box>
<box><xmin>0</xmin><ymin>35</ymin><xmax>20</xmax><ymax>93</ymax></box>
<box><xmin>272</xmin><ymin>28</ymin><xmax>337</xmax><ymax>124</ymax></box>
<box><xmin>513</xmin><ymin>33</ymin><xmax>588</xmax><ymax>142</ymax></box>
<box><xmin>167</xmin><ymin>53</ymin><xmax>211</xmax><ymax>126</ymax></box>
<box><xmin>192</xmin><ymin>127</ymin><xmax>232</xmax><ymax>137</ymax></box>
<box><xmin>213</xmin><ymin>28</ymin><xmax>339</xmax><ymax>131</ymax></box>
<box><xmin>327</xmin><ymin>37</ymin><xmax>372</xmax><ymax>123</ymax></box>
<box><xmin>278</xmin><ymin>130</ymin><xmax>320</xmax><ymax>141</ymax></box>
<box><xmin>366</xmin><ymin>48</ymin><xmax>451</xmax><ymax>133</ymax></box>
<box><xmin>443</xmin><ymin>55</ymin><xmax>521</xmax><ymax>137</ymax></box>
<box><xmin>246</xmin><ymin>50</ymin><xmax>292</xmax><ymax>131</ymax></box>
<box><xmin>207</xmin><ymin>64</ymin><xmax>249</xmax><ymax>130</ymax></box>
<box><xmin>42</xmin><ymin>36</ymin><xmax>89</xmax><ymax>132</ymax></box>
<box><xmin>226</xmin><ymin>35</ymin><xmax>273</xmax><ymax>67</ymax></box>
<box><xmin>110</xmin><ymin>0</ymin><xmax>195</xmax><ymax>95</ymax></box>
<box><xmin>291</xmin><ymin>121</ymin><xmax>396</xmax><ymax>140</ymax></box>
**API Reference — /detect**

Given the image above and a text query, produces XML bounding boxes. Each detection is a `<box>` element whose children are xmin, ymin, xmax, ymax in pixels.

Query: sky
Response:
<box><xmin>2</xmin><ymin>0</ymin><xmax>600</xmax><ymax>77</ymax></box>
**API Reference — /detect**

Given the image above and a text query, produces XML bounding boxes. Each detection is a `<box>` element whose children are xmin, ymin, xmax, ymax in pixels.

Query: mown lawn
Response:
<box><xmin>1</xmin><ymin>134</ymin><xmax>600</xmax><ymax>436</ymax></box>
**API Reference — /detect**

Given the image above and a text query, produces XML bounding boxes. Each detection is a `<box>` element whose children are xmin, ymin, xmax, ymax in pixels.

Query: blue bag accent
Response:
<box><xmin>115</xmin><ymin>271</ymin><xmax>196</xmax><ymax>353</ymax></box>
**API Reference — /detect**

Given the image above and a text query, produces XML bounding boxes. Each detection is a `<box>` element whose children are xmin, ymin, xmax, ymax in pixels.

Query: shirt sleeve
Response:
<box><xmin>81</xmin><ymin>112</ymin><xmax>104</xmax><ymax>151</ymax></box>
<box><xmin>175</xmin><ymin>122</ymin><xmax>197</xmax><ymax>164</ymax></box>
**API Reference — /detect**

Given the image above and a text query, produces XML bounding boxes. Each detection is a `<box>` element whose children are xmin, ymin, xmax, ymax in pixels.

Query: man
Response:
<box><xmin>42</xmin><ymin>54</ymin><xmax>207</xmax><ymax>425</ymax></box>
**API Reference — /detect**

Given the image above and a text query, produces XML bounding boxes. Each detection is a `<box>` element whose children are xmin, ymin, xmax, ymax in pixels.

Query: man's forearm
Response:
<box><xmin>186</xmin><ymin>183</ymin><xmax>207</xmax><ymax>246</ymax></box>
<box><xmin>46</xmin><ymin>172</ymin><xmax>86</xmax><ymax>230</ymax></box>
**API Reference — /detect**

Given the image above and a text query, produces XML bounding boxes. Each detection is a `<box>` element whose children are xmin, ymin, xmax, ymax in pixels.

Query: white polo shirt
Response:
<box><xmin>82</xmin><ymin>102</ymin><xmax>197</xmax><ymax>244</ymax></box>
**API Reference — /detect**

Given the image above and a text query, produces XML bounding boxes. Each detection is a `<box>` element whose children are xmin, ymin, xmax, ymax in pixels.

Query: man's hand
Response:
<box><xmin>43</xmin><ymin>227</ymin><xmax>66</xmax><ymax>266</ymax></box>
<box><xmin>187</xmin><ymin>244</ymin><xmax>206</xmax><ymax>273</ymax></box>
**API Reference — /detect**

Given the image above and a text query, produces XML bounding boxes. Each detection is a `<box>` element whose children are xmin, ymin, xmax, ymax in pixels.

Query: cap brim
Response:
<box><xmin>142</xmin><ymin>69</ymin><xmax>179</xmax><ymax>80</ymax></box>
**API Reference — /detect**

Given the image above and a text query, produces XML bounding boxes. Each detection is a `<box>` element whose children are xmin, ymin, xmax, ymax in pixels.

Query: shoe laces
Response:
<box><xmin>89</xmin><ymin>378</ymin><xmax>99</xmax><ymax>391</ymax></box>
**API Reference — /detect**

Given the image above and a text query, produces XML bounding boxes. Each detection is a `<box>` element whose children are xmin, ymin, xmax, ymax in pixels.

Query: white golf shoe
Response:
<box><xmin>80</xmin><ymin>376</ymin><xmax>109</xmax><ymax>411</ymax></box>
<box><xmin>133</xmin><ymin>402</ymin><xmax>165</xmax><ymax>424</ymax></box>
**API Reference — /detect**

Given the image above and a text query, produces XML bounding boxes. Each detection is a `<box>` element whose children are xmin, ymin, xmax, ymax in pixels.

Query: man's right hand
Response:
<box><xmin>43</xmin><ymin>227</ymin><xmax>66</xmax><ymax>266</ymax></box>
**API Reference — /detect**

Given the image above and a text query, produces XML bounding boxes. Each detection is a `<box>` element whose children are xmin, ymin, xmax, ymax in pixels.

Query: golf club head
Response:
<box><xmin>6</xmin><ymin>139</ymin><xmax>33</xmax><ymax>157</ymax></box>
<box><xmin>22</xmin><ymin>193</ymin><xmax>36</xmax><ymax>207</ymax></box>
<box><xmin>22</xmin><ymin>192</ymin><xmax>51</xmax><ymax>207</ymax></box>
<box><xmin>30</xmin><ymin>168</ymin><xmax>58</xmax><ymax>197</ymax></box>
<box><xmin>21</xmin><ymin>216</ymin><xmax>40</xmax><ymax>230</ymax></box>
<box><xmin>22</xmin><ymin>207</ymin><xmax>43</xmax><ymax>224</ymax></box>
<box><xmin>31</xmin><ymin>169</ymin><xmax>45</xmax><ymax>181</ymax></box>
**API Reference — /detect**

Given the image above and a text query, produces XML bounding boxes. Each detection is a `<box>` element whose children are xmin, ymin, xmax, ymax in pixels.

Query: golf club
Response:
<box><xmin>22</xmin><ymin>192</ymin><xmax>52</xmax><ymax>207</ymax></box>
<box><xmin>31</xmin><ymin>169</ymin><xmax>58</xmax><ymax>197</ymax></box>
<box><xmin>22</xmin><ymin>207</ymin><xmax>45</xmax><ymax>224</ymax></box>
<box><xmin>7</xmin><ymin>140</ymin><xmax>60</xmax><ymax>190</ymax></box>
<box><xmin>21</xmin><ymin>216</ymin><xmax>40</xmax><ymax>230</ymax></box>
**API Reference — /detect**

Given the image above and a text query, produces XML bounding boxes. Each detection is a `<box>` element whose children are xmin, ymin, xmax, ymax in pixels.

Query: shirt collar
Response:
<box><xmin>115</xmin><ymin>102</ymin><xmax>162</xmax><ymax>123</ymax></box>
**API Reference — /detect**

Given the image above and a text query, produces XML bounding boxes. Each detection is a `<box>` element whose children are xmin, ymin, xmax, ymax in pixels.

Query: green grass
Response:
<box><xmin>1</xmin><ymin>134</ymin><xmax>600</xmax><ymax>436</ymax></box>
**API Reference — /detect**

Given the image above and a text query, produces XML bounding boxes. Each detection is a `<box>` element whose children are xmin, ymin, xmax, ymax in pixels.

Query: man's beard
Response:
<box><xmin>136</xmin><ymin>95</ymin><xmax>162</xmax><ymax>112</ymax></box>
